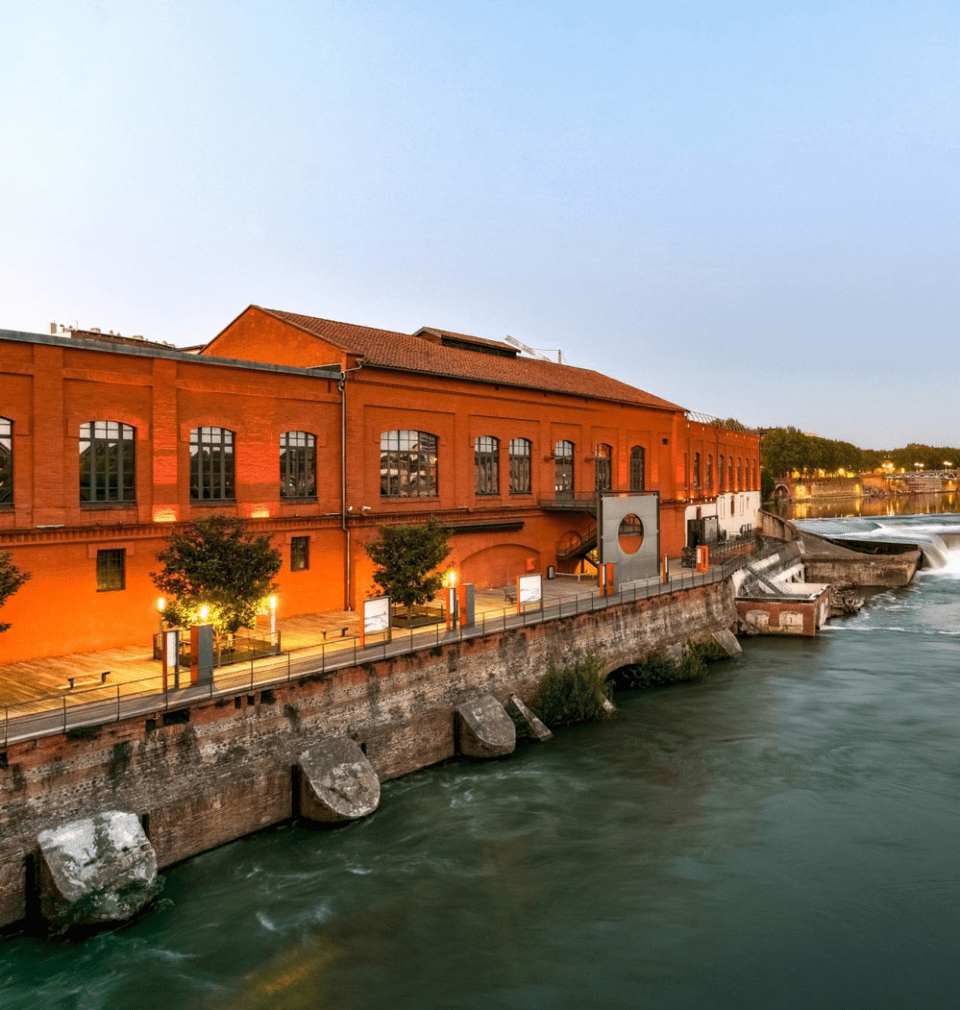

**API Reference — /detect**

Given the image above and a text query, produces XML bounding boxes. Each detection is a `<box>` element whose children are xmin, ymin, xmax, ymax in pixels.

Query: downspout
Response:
<box><xmin>339</xmin><ymin>363</ymin><xmax>362</xmax><ymax>610</ymax></box>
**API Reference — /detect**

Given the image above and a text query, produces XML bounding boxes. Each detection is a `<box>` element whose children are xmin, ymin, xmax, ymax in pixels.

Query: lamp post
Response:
<box><xmin>157</xmin><ymin>597</ymin><xmax>165</xmax><ymax>635</ymax></box>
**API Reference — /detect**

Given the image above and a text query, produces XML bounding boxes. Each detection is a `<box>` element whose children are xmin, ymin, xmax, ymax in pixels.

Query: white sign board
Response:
<box><xmin>518</xmin><ymin>574</ymin><xmax>542</xmax><ymax>604</ymax></box>
<box><xmin>364</xmin><ymin>595</ymin><xmax>391</xmax><ymax>635</ymax></box>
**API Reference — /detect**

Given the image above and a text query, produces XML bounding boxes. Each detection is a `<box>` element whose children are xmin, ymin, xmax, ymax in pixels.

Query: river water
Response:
<box><xmin>4</xmin><ymin>496</ymin><xmax>960</xmax><ymax>1009</ymax></box>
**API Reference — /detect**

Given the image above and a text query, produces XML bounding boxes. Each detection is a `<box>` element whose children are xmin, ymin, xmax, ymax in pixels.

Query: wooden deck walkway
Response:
<box><xmin>0</xmin><ymin>583</ymin><xmax>590</xmax><ymax>710</ymax></box>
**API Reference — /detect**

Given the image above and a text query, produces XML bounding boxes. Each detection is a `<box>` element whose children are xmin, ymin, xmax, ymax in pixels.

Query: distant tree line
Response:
<box><xmin>761</xmin><ymin>427</ymin><xmax>960</xmax><ymax>479</ymax></box>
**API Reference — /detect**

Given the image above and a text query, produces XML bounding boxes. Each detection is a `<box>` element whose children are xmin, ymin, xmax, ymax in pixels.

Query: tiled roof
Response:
<box><xmin>257</xmin><ymin>306</ymin><xmax>685</xmax><ymax>412</ymax></box>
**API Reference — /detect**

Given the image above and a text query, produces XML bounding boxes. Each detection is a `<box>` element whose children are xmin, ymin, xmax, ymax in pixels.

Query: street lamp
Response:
<box><xmin>199</xmin><ymin>605</ymin><xmax>209</xmax><ymax>622</ymax></box>
<box><xmin>157</xmin><ymin>597</ymin><xmax>165</xmax><ymax>634</ymax></box>
<box><xmin>269</xmin><ymin>595</ymin><xmax>277</xmax><ymax>638</ymax></box>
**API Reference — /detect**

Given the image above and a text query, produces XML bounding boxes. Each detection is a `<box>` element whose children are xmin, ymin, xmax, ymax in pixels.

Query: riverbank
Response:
<box><xmin>0</xmin><ymin>579</ymin><xmax>739</xmax><ymax>930</ymax></box>
<box><xmin>5</xmin><ymin>528</ymin><xmax>960</xmax><ymax>1009</ymax></box>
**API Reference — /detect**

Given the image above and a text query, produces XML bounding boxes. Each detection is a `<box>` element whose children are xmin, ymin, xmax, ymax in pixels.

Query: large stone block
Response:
<box><xmin>711</xmin><ymin>628</ymin><xmax>743</xmax><ymax>657</ymax></box>
<box><xmin>299</xmin><ymin>737</ymin><xmax>381</xmax><ymax>823</ymax></box>
<box><xmin>455</xmin><ymin>694</ymin><xmax>516</xmax><ymax>758</ymax></box>
<box><xmin>37</xmin><ymin>811</ymin><xmax>160</xmax><ymax>926</ymax></box>
<box><xmin>508</xmin><ymin>695</ymin><xmax>553</xmax><ymax>741</ymax></box>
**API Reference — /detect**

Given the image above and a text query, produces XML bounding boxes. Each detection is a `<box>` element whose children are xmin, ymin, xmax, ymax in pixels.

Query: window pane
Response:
<box><xmin>380</xmin><ymin>430</ymin><xmax>438</xmax><ymax>497</ymax></box>
<box><xmin>190</xmin><ymin>427</ymin><xmax>235</xmax><ymax>500</ymax></box>
<box><xmin>509</xmin><ymin>438</ymin><xmax>531</xmax><ymax>494</ymax></box>
<box><xmin>0</xmin><ymin>417</ymin><xmax>11</xmax><ymax>505</ymax></box>
<box><xmin>96</xmin><ymin>548</ymin><xmax>125</xmax><ymax>591</ymax></box>
<box><xmin>629</xmin><ymin>446</ymin><xmax>645</xmax><ymax>492</ymax></box>
<box><xmin>79</xmin><ymin>421</ymin><xmax>136</xmax><ymax>504</ymax></box>
<box><xmin>291</xmin><ymin>536</ymin><xmax>309</xmax><ymax>571</ymax></box>
<box><xmin>475</xmin><ymin>436</ymin><xmax>499</xmax><ymax>495</ymax></box>
<box><xmin>555</xmin><ymin>440</ymin><xmax>574</xmax><ymax>496</ymax></box>
<box><xmin>280</xmin><ymin>431</ymin><xmax>317</xmax><ymax>498</ymax></box>
<box><xmin>595</xmin><ymin>443</ymin><xmax>612</xmax><ymax>492</ymax></box>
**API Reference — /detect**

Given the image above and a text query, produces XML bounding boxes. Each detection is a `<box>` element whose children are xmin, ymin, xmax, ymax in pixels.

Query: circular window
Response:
<box><xmin>617</xmin><ymin>514</ymin><xmax>644</xmax><ymax>555</ymax></box>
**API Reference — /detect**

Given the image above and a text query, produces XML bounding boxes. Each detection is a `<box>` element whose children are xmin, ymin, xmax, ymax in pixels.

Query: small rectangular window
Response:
<box><xmin>96</xmin><ymin>549</ymin><xmax>126</xmax><ymax>592</ymax></box>
<box><xmin>291</xmin><ymin>536</ymin><xmax>309</xmax><ymax>572</ymax></box>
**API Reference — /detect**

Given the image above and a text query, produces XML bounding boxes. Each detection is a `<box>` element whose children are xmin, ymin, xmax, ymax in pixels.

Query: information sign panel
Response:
<box><xmin>363</xmin><ymin>596</ymin><xmax>391</xmax><ymax>636</ymax></box>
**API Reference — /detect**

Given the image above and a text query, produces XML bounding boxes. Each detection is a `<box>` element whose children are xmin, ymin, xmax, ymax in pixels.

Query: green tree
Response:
<box><xmin>0</xmin><ymin>551</ymin><xmax>30</xmax><ymax>633</ymax></box>
<box><xmin>150</xmin><ymin>516</ymin><xmax>282</xmax><ymax>635</ymax></box>
<box><xmin>365</xmin><ymin>518</ymin><xmax>451</xmax><ymax>619</ymax></box>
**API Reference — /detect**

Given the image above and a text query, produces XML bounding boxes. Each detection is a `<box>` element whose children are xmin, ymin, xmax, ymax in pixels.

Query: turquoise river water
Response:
<box><xmin>4</xmin><ymin>500</ymin><xmax>960</xmax><ymax>1008</ymax></box>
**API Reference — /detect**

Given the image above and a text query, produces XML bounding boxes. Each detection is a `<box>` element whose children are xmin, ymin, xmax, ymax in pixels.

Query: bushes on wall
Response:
<box><xmin>530</xmin><ymin>649</ymin><xmax>611</xmax><ymax>727</ymax></box>
<box><xmin>614</xmin><ymin>640</ymin><xmax>724</xmax><ymax>690</ymax></box>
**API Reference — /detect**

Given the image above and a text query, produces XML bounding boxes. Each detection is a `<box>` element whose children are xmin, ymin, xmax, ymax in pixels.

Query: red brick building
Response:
<box><xmin>0</xmin><ymin>308</ymin><xmax>761</xmax><ymax>663</ymax></box>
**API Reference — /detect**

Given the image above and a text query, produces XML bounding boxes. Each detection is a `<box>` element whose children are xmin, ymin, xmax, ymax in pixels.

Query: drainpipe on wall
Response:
<box><xmin>339</xmin><ymin>363</ymin><xmax>362</xmax><ymax>610</ymax></box>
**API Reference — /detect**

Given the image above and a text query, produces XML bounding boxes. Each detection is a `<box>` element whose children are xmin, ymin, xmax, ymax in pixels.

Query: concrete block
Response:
<box><xmin>507</xmin><ymin>695</ymin><xmax>553</xmax><ymax>741</ymax></box>
<box><xmin>38</xmin><ymin>811</ymin><xmax>160</xmax><ymax>926</ymax></box>
<box><xmin>455</xmin><ymin>694</ymin><xmax>516</xmax><ymax>758</ymax></box>
<box><xmin>711</xmin><ymin>628</ymin><xmax>743</xmax><ymax>657</ymax></box>
<box><xmin>299</xmin><ymin>737</ymin><xmax>381</xmax><ymax>823</ymax></box>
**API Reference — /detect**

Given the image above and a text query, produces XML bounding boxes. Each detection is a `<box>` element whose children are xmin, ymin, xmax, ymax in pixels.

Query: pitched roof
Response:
<box><xmin>255</xmin><ymin>306</ymin><xmax>685</xmax><ymax>412</ymax></box>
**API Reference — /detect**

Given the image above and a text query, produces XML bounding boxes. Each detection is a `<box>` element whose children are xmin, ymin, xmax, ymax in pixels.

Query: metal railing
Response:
<box><xmin>151</xmin><ymin>630</ymin><xmax>281</xmax><ymax>667</ymax></box>
<box><xmin>0</xmin><ymin>544</ymin><xmax>769</xmax><ymax>748</ymax></box>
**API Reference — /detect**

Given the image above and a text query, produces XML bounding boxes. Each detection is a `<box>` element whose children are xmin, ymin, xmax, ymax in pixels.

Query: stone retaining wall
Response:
<box><xmin>0</xmin><ymin>580</ymin><xmax>737</xmax><ymax>928</ymax></box>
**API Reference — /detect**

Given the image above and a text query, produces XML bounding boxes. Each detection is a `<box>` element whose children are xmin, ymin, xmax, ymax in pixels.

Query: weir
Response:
<box><xmin>0</xmin><ymin>579</ymin><xmax>738</xmax><ymax>929</ymax></box>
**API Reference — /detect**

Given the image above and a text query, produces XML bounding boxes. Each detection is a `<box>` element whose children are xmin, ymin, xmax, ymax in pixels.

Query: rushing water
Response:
<box><xmin>5</xmin><ymin>505</ymin><xmax>960</xmax><ymax>1008</ymax></box>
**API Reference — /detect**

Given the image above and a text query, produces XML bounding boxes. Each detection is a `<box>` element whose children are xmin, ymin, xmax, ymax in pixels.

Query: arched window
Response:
<box><xmin>0</xmin><ymin>417</ymin><xmax>11</xmax><ymax>506</ymax></box>
<box><xmin>80</xmin><ymin>421</ymin><xmax>136</xmax><ymax>504</ymax></box>
<box><xmin>475</xmin><ymin>436</ymin><xmax>499</xmax><ymax>495</ymax></box>
<box><xmin>555</xmin><ymin>440</ymin><xmax>574</xmax><ymax>497</ymax></box>
<box><xmin>728</xmin><ymin>457</ymin><xmax>734</xmax><ymax>492</ymax></box>
<box><xmin>693</xmin><ymin>451</ymin><xmax>702</xmax><ymax>492</ymax></box>
<box><xmin>280</xmin><ymin>431</ymin><xmax>316</xmax><ymax>498</ymax></box>
<box><xmin>718</xmin><ymin>454</ymin><xmax>725</xmax><ymax>492</ymax></box>
<box><xmin>595</xmin><ymin>443</ymin><xmax>613</xmax><ymax>492</ymax></box>
<box><xmin>380</xmin><ymin>430</ymin><xmax>438</xmax><ymax>497</ymax></box>
<box><xmin>629</xmin><ymin>445</ymin><xmax>645</xmax><ymax>492</ymax></box>
<box><xmin>509</xmin><ymin>438</ymin><xmax>532</xmax><ymax>494</ymax></box>
<box><xmin>190</xmin><ymin>427</ymin><xmax>235</xmax><ymax>500</ymax></box>
<box><xmin>707</xmin><ymin>454</ymin><xmax>714</xmax><ymax>493</ymax></box>
<box><xmin>737</xmin><ymin>457</ymin><xmax>743</xmax><ymax>490</ymax></box>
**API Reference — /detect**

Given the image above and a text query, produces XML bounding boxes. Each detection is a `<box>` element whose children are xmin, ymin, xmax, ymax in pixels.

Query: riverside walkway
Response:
<box><xmin>0</xmin><ymin>552</ymin><xmax>763</xmax><ymax>748</ymax></box>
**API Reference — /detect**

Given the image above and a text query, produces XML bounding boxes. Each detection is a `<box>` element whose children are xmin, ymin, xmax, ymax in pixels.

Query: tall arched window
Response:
<box><xmin>728</xmin><ymin>457</ymin><xmax>734</xmax><ymax>492</ymax></box>
<box><xmin>737</xmin><ymin>457</ymin><xmax>743</xmax><ymax>490</ymax></box>
<box><xmin>595</xmin><ymin>443</ymin><xmax>612</xmax><ymax>492</ymax></box>
<box><xmin>555</xmin><ymin>440</ymin><xmax>574</xmax><ymax>497</ymax></box>
<box><xmin>707</xmin><ymin>454</ymin><xmax>714</xmax><ymax>493</ymax></box>
<box><xmin>718</xmin><ymin>454</ymin><xmax>725</xmax><ymax>492</ymax></box>
<box><xmin>475</xmin><ymin>436</ymin><xmax>499</xmax><ymax>495</ymax></box>
<box><xmin>509</xmin><ymin>438</ymin><xmax>532</xmax><ymax>494</ymax></box>
<box><xmin>80</xmin><ymin>421</ymin><xmax>136</xmax><ymax>504</ymax></box>
<box><xmin>280</xmin><ymin>431</ymin><xmax>316</xmax><ymax>498</ymax></box>
<box><xmin>629</xmin><ymin>445</ymin><xmax>645</xmax><ymax>492</ymax></box>
<box><xmin>693</xmin><ymin>451</ymin><xmax>701</xmax><ymax>492</ymax></box>
<box><xmin>190</xmin><ymin>427</ymin><xmax>235</xmax><ymax>500</ymax></box>
<box><xmin>0</xmin><ymin>417</ymin><xmax>11</xmax><ymax>506</ymax></box>
<box><xmin>380</xmin><ymin>430</ymin><xmax>438</xmax><ymax>497</ymax></box>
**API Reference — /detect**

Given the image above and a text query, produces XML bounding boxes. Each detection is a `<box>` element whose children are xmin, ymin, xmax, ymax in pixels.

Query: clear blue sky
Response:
<box><xmin>2</xmin><ymin>1</ymin><xmax>957</xmax><ymax>449</ymax></box>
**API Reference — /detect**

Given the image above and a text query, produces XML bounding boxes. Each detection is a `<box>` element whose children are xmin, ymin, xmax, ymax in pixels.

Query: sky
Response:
<box><xmin>1</xmin><ymin>1</ymin><xmax>957</xmax><ymax>449</ymax></box>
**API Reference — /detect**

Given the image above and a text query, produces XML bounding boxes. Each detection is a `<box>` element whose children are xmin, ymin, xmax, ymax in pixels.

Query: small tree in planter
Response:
<box><xmin>0</xmin><ymin>551</ymin><xmax>30</xmax><ymax>633</ymax></box>
<box><xmin>151</xmin><ymin>515</ymin><xmax>282</xmax><ymax>637</ymax></box>
<box><xmin>365</xmin><ymin>519</ymin><xmax>451</xmax><ymax>623</ymax></box>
